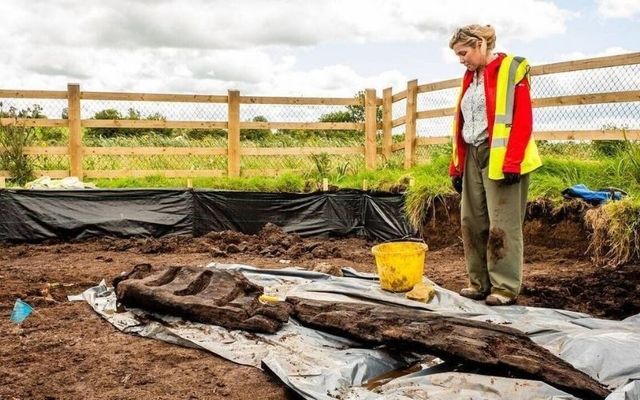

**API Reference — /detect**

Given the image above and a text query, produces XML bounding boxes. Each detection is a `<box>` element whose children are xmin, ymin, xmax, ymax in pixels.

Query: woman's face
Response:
<box><xmin>452</xmin><ymin>42</ymin><xmax>484</xmax><ymax>71</ymax></box>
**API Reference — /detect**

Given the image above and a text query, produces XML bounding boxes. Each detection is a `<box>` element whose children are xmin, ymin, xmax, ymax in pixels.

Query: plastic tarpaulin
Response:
<box><xmin>0</xmin><ymin>189</ymin><xmax>415</xmax><ymax>242</ymax></box>
<box><xmin>0</xmin><ymin>189</ymin><xmax>193</xmax><ymax>241</ymax></box>
<box><xmin>193</xmin><ymin>190</ymin><xmax>364</xmax><ymax>237</ymax></box>
<box><xmin>75</xmin><ymin>264</ymin><xmax>640</xmax><ymax>400</ymax></box>
<box><xmin>562</xmin><ymin>184</ymin><xmax>626</xmax><ymax>205</ymax></box>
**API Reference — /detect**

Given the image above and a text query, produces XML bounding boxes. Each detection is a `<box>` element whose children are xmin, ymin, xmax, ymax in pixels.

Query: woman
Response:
<box><xmin>448</xmin><ymin>24</ymin><xmax>542</xmax><ymax>306</ymax></box>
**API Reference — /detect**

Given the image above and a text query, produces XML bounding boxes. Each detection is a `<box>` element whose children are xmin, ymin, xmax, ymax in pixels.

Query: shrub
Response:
<box><xmin>0</xmin><ymin>106</ymin><xmax>35</xmax><ymax>185</ymax></box>
<box><xmin>184</xmin><ymin>128</ymin><xmax>227</xmax><ymax>141</ymax></box>
<box><xmin>85</xmin><ymin>108</ymin><xmax>173</xmax><ymax>138</ymax></box>
<box><xmin>241</xmin><ymin>115</ymin><xmax>271</xmax><ymax>141</ymax></box>
<box><xmin>593</xmin><ymin>140</ymin><xmax>628</xmax><ymax>157</ymax></box>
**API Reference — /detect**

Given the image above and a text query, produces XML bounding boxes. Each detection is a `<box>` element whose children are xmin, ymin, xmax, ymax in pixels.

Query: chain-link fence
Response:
<box><xmin>1</xmin><ymin>54</ymin><xmax>638</xmax><ymax>181</ymax></box>
<box><xmin>0</xmin><ymin>93</ymin><xmax>367</xmax><ymax>179</ymax></box>
<box><xmin>404</xmin><ymin>55</ymin><xmax>640</xmax><ymax>165</ymax></box>
<box><xmin>238</xmin><ymin>102</ymin><xmax>364</xmax><ymax>174</ymax></box>
<box><xmin>79</xmin><ymin>99</ymin><xmax>229</xmax><ymax>175</ymax></box>
<box><xmin>0</xmin><ymin>96</ymin><xmax>69</xmax><ymax>176</ymax></box>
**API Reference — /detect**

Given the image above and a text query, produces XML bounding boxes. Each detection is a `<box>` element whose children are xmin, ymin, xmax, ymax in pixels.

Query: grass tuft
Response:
<box><xmin>585</xmin><ymin>198</ymin><xmax>640</xmax><ymax>267</ymax></box>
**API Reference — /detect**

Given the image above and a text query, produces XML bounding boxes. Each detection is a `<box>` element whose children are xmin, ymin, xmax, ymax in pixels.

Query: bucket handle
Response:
<box><xmin>379</xmin><ymin>235</ymin><xmax>426</xmax><ymax>245</ymax></box>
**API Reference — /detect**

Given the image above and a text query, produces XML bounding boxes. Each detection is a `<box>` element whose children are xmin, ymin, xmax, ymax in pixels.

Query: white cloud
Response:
<box><xmin>0</xmin><ymin>0</ymin><xmax>576</xmax><ymax>96</ymax></box>
<box><xmin>597</xmin><ymin>0</ymin><xmax>640</xmax><ymax>18</ymax></box>
<box><xmin>0</xmin><ymin>43</ymin><xmax>406</xmax><ymax>97</ymax></box>
<box><xmin>549</xmin><ymin>47</ymin><xmax>634</xmax><ymax>63</ymax></box>
<box><xmin>2</xmin><ymin>0</ymin><xmax>573</xmax><ymax>49</ymax></box>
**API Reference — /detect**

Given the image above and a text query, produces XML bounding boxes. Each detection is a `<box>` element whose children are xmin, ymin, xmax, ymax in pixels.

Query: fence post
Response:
<box><xmin>364</xmin><ymin>88</ymin><xmax>377</xmax><ymax>170</ymax></box>
<box><xmin>382</xmin><ymin>87</ymin><xmax>392</xmax><ymax>160</ymax></box>
<box><xmin>227</xmin><ymin>90</ymin><xmax>240</xmax><ymax>177</ymax></box>
<box><xmin>404</xmin><ymin>79</ymin><xmax>418</xmax><ymax>169</ymax></box>
<box><xmin>67</xmin><ymin>83</ymin><xmax>83</xmax><ymax>178</ymax></box>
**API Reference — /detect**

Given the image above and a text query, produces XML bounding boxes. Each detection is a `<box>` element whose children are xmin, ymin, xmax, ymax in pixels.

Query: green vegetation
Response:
<box><xmin>4</xmin><ymin>99</ymin><xmax>640</xmax><ymax>267</ymax></box>
<box><xmin>92</xmin><ymin>173</ymin><xmax>306</xmax><ymax>192</ymax></box>
<box><xmin>86</xmin><ymin>108</ymin><xmax>172</xmax><ymax>138</ymax></box>
<box><xmin>0</xmin><ymin>105</ymin><xmax>36</xmax><ymax>185</ymax></box>
<box><xmin>74</xmin><ymin>141</ymin><xmax>639</xmax><ymax>198</ymax></box>
<box><xmin>586</xmin><ymin>197</ymin><xmax>640</xmax><ymax>267</ymax></box>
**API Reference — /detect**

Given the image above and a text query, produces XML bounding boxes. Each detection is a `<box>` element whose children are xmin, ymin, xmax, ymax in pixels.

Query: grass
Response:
<box><xmin>20</xmin><ymin>140</ymin><xmax>640</xmax><ymax>200</ymax></box>
<box><xmin>10</xmin><ymin>135</ymin><xmax>640</xmax><ymax>267</ymax></box>
<box><xmin>92</xmin><ymin>173</ymin><xmax>307</xmax><ymax>192</ymax></box>
<box><xmin>585</xmin><ymin>198</ymin><xmax>640</xmax><ymax>267</ymax></box>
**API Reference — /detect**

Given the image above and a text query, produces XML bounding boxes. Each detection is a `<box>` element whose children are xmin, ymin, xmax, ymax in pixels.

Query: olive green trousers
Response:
<box><xmin>461</xmin><ymin>142</ymin><xmax>529</xmax><ymax>298</ymax></box>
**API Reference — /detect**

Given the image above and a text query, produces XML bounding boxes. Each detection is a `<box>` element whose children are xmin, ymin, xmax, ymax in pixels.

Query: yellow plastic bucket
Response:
<box><xmin>371</xmin><ymin>241</ymin><xmax>428</xmax><ymax>292</ymax></box>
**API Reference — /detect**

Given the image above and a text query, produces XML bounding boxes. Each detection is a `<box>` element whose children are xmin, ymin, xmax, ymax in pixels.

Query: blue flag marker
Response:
<box><xmin>10</xmin><ymin>299</ymin><xmax>34</xmax><ymax>324</ymax></box>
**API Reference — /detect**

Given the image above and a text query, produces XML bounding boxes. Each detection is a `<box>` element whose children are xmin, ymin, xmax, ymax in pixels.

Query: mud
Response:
<box><xmin>1</xmin><ymin>207</ymin><xmax>639</xmax><ymax>399</ymax></box>
<box><xmin>487</xmin><ymin>227</ymin><xmax>507</xmax><ymax>262</ymax></box>
<box><xmin>521</xmin><ymin>263</ymin><xmax>640</xmax><ymax>319</ymax></box>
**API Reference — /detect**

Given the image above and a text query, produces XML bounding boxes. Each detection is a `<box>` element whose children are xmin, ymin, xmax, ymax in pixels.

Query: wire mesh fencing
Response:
<box><xmin>405</xmin><ymin>56</ymin><xmax>640</xmax><ymax>165</ymax></box>
<box><xmin>1</xmin><ymin>54</ymin><xmax>639</xmax><ymax>182</ymax></box>
<box><xmin>238</xmin><ymin>102</ymin><xmax>365</xmax><ymax>174</ymax></box>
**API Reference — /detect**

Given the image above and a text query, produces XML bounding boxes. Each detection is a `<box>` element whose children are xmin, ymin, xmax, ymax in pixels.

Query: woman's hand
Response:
<box><xmin>452</xmin><ymin>176</ymin><xmax>463</xmax><ymax>193</ymax></box>
<box><xmin>502</xmin><ymin>173</ymin><xmax>521</xmax><ymax>185</ymax></box>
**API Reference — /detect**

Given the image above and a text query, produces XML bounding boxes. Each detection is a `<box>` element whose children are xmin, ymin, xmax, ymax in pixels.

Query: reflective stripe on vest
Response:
<box><xmin>450</xmin><ymin>86</ymin><xmax>464</xmax><ymax>171</ymax></box>
<box><xmin>488</xmin><ymin>55</ymin><xmax>542</xmax><ymax>180</ymax></box>
<box><xmin>494</xmin><ymin>56</ymin><xmax>525</xmax><ymax>125</ymax></box>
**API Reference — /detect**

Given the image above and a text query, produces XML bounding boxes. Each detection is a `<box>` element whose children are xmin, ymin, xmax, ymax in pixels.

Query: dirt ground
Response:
<box><xmin>1</xmin><ymin>216</ymin><xmax>639</xmax><ymax>399</ymax></box>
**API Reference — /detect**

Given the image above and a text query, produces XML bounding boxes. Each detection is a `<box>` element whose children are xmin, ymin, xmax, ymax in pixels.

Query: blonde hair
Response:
<box><xmin>449</xmin><ymin>24</ymin><xmax>496</xmax><ymax>56</ymax></box>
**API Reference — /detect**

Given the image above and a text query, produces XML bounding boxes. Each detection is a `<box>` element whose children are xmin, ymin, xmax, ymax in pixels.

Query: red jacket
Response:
<box><xmin>449</xmin><ymin>53</ymin><xmax>533</xmax><ymax>177</ymax></box>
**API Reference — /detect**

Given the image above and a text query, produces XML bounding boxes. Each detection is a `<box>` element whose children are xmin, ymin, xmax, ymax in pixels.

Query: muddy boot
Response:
<box><xmin>459</xmin><ymin>287</ymin><xmax>489</xmax><ymax>300</ymax></box>
<box><xmin>485</xmin><ymin>293</ymin><xmax>517</xmax><ymax>306</ymax></box>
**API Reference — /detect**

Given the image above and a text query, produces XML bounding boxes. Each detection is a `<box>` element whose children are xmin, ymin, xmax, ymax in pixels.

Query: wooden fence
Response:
<box><xmin>1</xmin><ymin>52</ymin><xmax>639</xmax><ymax>180</ymax></box>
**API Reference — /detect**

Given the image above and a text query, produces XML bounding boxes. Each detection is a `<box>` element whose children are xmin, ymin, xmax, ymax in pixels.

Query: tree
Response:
<box><xmin>318</xmin><ymin>91</ymin><xmax>383</xmax><ymax>124</ymax></box>
<box><xmin>85</xmin><ymin>108</ymin><xmax>172</xmax><ymax>138</ymax></box>
<box><xmin>85</xmin><ymin>108</ymin><xmax>123</xmax><ymax>138</ymax></box>
<box><xmin>0</xmin><ymin>107</ymin><xmax>35</xmax><ymax>185</ymax></box>
<box><xmin>240</xmin><ymin>115</ymin><xmax>271</xmax><ymax>141</ymax></box>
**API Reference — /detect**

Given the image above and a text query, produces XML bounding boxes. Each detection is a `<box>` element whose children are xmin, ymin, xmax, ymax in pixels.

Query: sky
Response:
<box><xmin>0</xmin><ymin>0</ymin><xmax>638</xmax><ymax>97</ymax></box>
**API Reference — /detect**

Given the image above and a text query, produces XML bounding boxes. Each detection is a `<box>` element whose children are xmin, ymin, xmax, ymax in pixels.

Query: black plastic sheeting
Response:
<box><xmin>0</xmin><ymin>189</ymin><xmax>416</xmax><ymax>243</ymax></box>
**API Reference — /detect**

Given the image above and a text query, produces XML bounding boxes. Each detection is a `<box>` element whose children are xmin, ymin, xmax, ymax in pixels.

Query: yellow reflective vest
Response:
<box><xmin>450</xmin><ymin>54</ymin><xmax>542</xmax><ymax>180</ymax></box>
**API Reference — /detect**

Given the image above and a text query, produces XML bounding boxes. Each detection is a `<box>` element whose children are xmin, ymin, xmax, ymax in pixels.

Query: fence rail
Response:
<box><xmin>1</xmin><ymin>52</ymin><xmax>639</xmax><ymax>180</ymax></box>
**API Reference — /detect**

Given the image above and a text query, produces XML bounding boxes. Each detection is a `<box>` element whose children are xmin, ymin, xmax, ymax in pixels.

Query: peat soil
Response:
<box><xmin>1</xmin><ymin>201</ymin><xmax>639</xmax><ymax>399</ymax></box>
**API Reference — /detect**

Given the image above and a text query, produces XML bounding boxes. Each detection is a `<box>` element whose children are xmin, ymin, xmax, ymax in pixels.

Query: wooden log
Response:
<box><xmin>116</xmin><ymin>265</ymin><xmax>291</xmax><ymax>334</ymax></box>
<box><xmin>287</xmin><ymin>297</ymin><xmax>610</xmax><ymax>400</ymax></box>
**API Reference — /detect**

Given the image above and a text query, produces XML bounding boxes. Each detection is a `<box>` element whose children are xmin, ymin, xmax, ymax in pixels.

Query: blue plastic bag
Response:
<box><xmin>10</xmin><ymin>299</ymin><xmax>34</xmax><ymax>324</ymax></box>
<box><xmin>562</xmin><ymin>184</ymin><xmax>626</xmax><ymax>205</ymax></box>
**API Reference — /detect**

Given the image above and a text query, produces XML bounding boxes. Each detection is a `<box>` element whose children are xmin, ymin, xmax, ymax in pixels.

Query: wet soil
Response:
<box><xmin>1</xmin><ymin>210</ymin><xmax>639</xmax><ymax>399</ymax></box>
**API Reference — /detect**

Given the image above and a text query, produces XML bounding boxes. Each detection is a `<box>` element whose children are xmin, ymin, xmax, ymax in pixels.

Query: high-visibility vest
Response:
<box><xmin>452</xmin><ymin>55</ymin><xmax>542</xmax><ymax>180</ymax></box>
